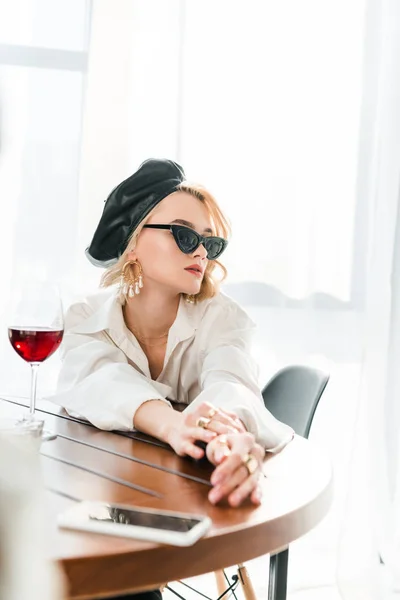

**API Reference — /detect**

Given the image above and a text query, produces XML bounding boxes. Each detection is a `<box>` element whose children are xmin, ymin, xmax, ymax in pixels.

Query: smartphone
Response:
<box><xmin>57</xmin><ymin>501</ymin><xmax>212</xmax><ymax>546</ymax></box>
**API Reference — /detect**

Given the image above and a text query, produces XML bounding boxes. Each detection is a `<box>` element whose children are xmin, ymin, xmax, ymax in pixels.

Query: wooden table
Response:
<box><xmin>0</xmin><ymin>396</ymin><xmax>333</xmax><ymax>600</ymax></box>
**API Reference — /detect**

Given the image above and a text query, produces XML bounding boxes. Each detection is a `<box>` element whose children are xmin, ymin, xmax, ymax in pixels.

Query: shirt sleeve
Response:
<box><xmin>46</xmin><ymin>302</ymin><xmax>171</xmax><ymax>431</ymax></box>
<box><xmin>185</xmin><ymin>301</ymin><xmax>294</xmax><ymax>453</ymax></box>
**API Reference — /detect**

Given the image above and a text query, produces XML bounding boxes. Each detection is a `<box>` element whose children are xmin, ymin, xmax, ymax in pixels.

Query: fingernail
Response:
<box><xmin>214</xmin><ymin>450</ymin><xmax>224</xmax><ymax>463</ymax></box>
<box><xmin>205</xmin><ymin>431</ymin><xmax>216</xmax><ymax>440</ymax></box>
<box><xmin>230</xmin><ymin>494</ymin><xmax>240</xmax><ymax>507</ymax></box>
<box><xmin>211</xmin><ymin>471</ymin><xmax>222</xmax><ymax>485</ymax></box>
<box><xmin>215</xmin><ymin>449</ymin><xmax>230</xmax><ymax>463</ymax></box>
<box><xmin>254</xmin><ymin>490</ymin><xmax>262</xmax><ymax>503</ymax></box>
<box><xmin>209</xmin><ymin>488</ymin><xmax>220</xmax><ymax>504</ymax></box>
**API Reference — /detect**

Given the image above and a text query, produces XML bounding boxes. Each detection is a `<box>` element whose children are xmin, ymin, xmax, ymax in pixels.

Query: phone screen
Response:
<box><xmin>81</xmin><ymin>504</ymin><xmax>203</xmax><ymax>532</ymax></box>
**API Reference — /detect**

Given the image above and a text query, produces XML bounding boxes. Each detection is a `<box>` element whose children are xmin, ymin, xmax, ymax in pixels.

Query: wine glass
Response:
<box><xmin>7</xmin><ymin>282</ymin><xmax>64</xmax><ymax>441</ymax></box>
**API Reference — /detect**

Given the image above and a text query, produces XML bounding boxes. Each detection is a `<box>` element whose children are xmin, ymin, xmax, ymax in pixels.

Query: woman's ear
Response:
<box><xmin>126</xmin><ymin>250</ymin><xmax>137</xmax><ymax>262</ymax></box>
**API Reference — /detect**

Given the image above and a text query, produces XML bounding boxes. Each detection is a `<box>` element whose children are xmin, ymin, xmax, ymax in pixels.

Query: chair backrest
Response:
<box><xmin>261</xmin><ymin>365</ymin><xmax>329</xmax><ymax>439</ymax></box>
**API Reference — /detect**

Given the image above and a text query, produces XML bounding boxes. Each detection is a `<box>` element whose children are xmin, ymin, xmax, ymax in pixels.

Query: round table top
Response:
<box><xmin>0</xmin><ymin>397</ymin><xmax>333</xmax><ymax>600</ymax></box>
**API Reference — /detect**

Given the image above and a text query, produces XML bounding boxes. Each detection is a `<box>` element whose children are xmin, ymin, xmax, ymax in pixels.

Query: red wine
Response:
<box><xmin>8</xmin><ymin>327</ymin><xmax>64</xmax><ymax>363</ymax></box>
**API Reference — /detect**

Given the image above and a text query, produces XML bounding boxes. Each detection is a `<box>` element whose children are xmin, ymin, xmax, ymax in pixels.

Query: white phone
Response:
<box><xmin>57</xmin><ymin>501</ymin><xmax>212</xmax><ymax>547</ymax></box>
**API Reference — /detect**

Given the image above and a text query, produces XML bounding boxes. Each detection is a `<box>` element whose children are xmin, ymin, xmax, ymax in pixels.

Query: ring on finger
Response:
<box><xmin>242</xmin><ymin>453</ymin><xmax>259</xmax><ymax>476</ymax></box>
<box><xmin>207</xmin><ymin>407</ymin><xmax>217</xmax><ymax>419</ymax></box>
<box><xmin>197</xmin><ymin>416</ymin><xmax>211</xmax><ymax>429</ymax></box>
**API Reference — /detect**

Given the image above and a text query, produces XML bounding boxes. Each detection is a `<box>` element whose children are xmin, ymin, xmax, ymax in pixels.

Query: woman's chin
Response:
<box><xmin>178</xmin><ymin>271</ymin><xmax>204</xmax><ymax>296</ymax></box>
<box><xmin>180</xmin><ymin>283</ymin><xmax>202</xmax><ymax>296</ymax></box>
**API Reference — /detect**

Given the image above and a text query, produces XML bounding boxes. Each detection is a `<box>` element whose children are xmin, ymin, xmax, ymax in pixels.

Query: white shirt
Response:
<box><xmin>48</xmin><ymin>289</ymin><xmax>294</xmax><ymax>452</ymax></box>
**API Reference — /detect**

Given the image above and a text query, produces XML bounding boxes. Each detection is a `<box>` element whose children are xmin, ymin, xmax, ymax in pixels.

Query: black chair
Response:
<box><xmin>173</xmin><ymin>365</ymin><xmax>329</xmax><ymax>600</ymax></box>
<box><xmin>262</xmin><ymin>365</ymin><xmax>330</xmax><ymax>600</ymax></box>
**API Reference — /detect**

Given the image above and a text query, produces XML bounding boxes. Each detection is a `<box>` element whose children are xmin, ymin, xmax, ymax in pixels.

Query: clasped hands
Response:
<box><xmin>166</xmin><ymin>402</ymin><xmax>265</xmax><ymax>507</ymax></box>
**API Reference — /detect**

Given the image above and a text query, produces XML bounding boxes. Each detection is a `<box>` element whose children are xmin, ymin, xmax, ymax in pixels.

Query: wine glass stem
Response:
<box><xmin>29</xmin><ymin>362</ymin><xmax>40</xmax><ymax>416</ymax></box>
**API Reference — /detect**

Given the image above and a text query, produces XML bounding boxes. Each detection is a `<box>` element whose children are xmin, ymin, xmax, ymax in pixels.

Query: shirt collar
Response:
<box><xmin>169</xmin><ymin>296</ymin><xmax>206</xmax><ymax>342</ymax></box>
<box><xmin>70</xmin><ymin>289</ymin><xmax>211</xmax><ymax>342</ymax></box>
<box><xmin>69</xmin><ymin>290</ymin><xmax>122</xmax><ymax>335</ymax></box>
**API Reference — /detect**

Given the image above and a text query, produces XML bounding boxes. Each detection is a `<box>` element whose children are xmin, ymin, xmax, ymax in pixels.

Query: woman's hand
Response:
<box><xmin>166</xmin><ymin>402</ymin><xmax>244</xmax><ymax>460</ymax></box>
<box><xmin>206</xmin><ymin>432</ymin><xmax>265</xmax><ymax>507</ymax></box>
<box><xmin>193</xmin><ymin>402</ymin><xmax>247</xmax><ymax>436</ymax></box>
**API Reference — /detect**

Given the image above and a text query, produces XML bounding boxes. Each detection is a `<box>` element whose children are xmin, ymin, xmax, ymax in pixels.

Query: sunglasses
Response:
<box><xmin>143</xmin><ymin>224</ymin><xmax>228</xmax><ymax>260</ymax></box>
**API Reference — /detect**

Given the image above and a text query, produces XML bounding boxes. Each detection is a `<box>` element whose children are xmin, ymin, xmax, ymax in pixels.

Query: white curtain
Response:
<box><xmin>357</xmin><ymin>0</ymin><xmax>400</xmax><ymax>591</ymax></box>
<box><xmin>77</xmin><ymin>0</ymin><xmax>367</xmax><ymax>303</ymax></box>
<box><xmin>1</xmin><ymin>1</ymin><xmax>400</xmax><ymax>598</ymax></box>
<box><xmin>0</xmin><ymin>0</ymin><xmax>90</xmax><ymax>392</ymax></box>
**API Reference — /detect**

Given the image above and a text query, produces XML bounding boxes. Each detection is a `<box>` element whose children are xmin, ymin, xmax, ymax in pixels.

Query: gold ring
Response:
<box><xmin>243</xmin><ymin>453</ymin><xmax>258</xmax><ymax>476</ymax></box>
<box><xmin>197</xmin><ymin>416</ymin><xmax>211</xmax><ymax>429</ymax></box>
<box><xmin>207</xmin><ymin>407</ymin><xmax>217</xmax><ymax>419</ymax></box>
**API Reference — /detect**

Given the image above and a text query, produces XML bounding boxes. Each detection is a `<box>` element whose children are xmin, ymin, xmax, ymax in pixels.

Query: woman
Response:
<box><xmin>50</xmin><ymin>158</ymin><xmax>293</xmax><ymax>599</ymax></box>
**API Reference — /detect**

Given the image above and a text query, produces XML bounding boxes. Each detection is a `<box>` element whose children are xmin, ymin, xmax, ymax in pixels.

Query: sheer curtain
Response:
<box><xmin>78</xmin><ymin>0</ymin><xmax>367</xmax><ymax>303</ymax></box>
<box><xmin>1</xmin><ymin>1</ymin><xmax>400</xmax><ymax>598</ymax></box>
<box><xmin>357</xmin><ymin>0</ymin><xmax>400</xmax><ymax>592</ymax></box>
<box><xmin>0</xmin><ymin>0</ymin><xmax>90</xmax><ymax>393</ymax></box>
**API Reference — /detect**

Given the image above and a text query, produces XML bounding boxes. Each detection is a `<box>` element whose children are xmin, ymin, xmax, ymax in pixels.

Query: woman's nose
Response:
<box><xmin>193</xmin><ymin>243</ymin><xmax>207</xmax><ymax>260</ymax></box>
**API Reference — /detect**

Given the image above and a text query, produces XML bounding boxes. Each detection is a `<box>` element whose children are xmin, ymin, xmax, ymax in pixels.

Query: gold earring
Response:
<box><xmin>185</xmin><ymin>294</ymin><xmax>195</xmax><ymax>304</ymax></box>
<box><xmin>120</xmin><ymin>260</ymin><xmax>143</xmax><ymax>298</ymax></box>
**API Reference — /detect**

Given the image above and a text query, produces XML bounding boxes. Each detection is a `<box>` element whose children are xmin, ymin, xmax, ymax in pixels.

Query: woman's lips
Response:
<box><xmin>184</xmin><ymin>267</ymin><xmax>203</xmax><ymax>278</ymax></box>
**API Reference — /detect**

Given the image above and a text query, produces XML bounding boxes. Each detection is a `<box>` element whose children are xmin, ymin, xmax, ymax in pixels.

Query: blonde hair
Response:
<box><xmin>100</xmin><ymin>182</ymin><xmax>231</xmax><ymax>303</ymax></box>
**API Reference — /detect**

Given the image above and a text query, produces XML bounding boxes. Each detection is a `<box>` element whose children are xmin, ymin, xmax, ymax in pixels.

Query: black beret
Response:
<box><xmin>86</xmin><ymin>158</ymin><xmax>185</xmax><ymax>267</ymax></box>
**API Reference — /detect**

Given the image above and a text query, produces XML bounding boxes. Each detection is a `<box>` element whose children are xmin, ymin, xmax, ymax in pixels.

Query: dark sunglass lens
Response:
<box><xmin>176</xmin><ymin>228</ymin><xmax>200</xmax><ymax>253</ymax></box>
<box><xmin>204</xmin><ymin>238</ymin><xmax>225</xmax><ymax>259</ymax></box>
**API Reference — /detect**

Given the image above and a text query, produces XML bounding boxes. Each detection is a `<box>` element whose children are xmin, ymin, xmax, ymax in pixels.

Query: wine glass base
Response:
<box><xmin>15</xmin><ymin>416</ymin><xmax>57</xmax><ymax>442</ymax></box>
<box><xmin>42</xmin><ymin>430</ymin><xmax>57</xmax><ymax>442</ymax></box>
